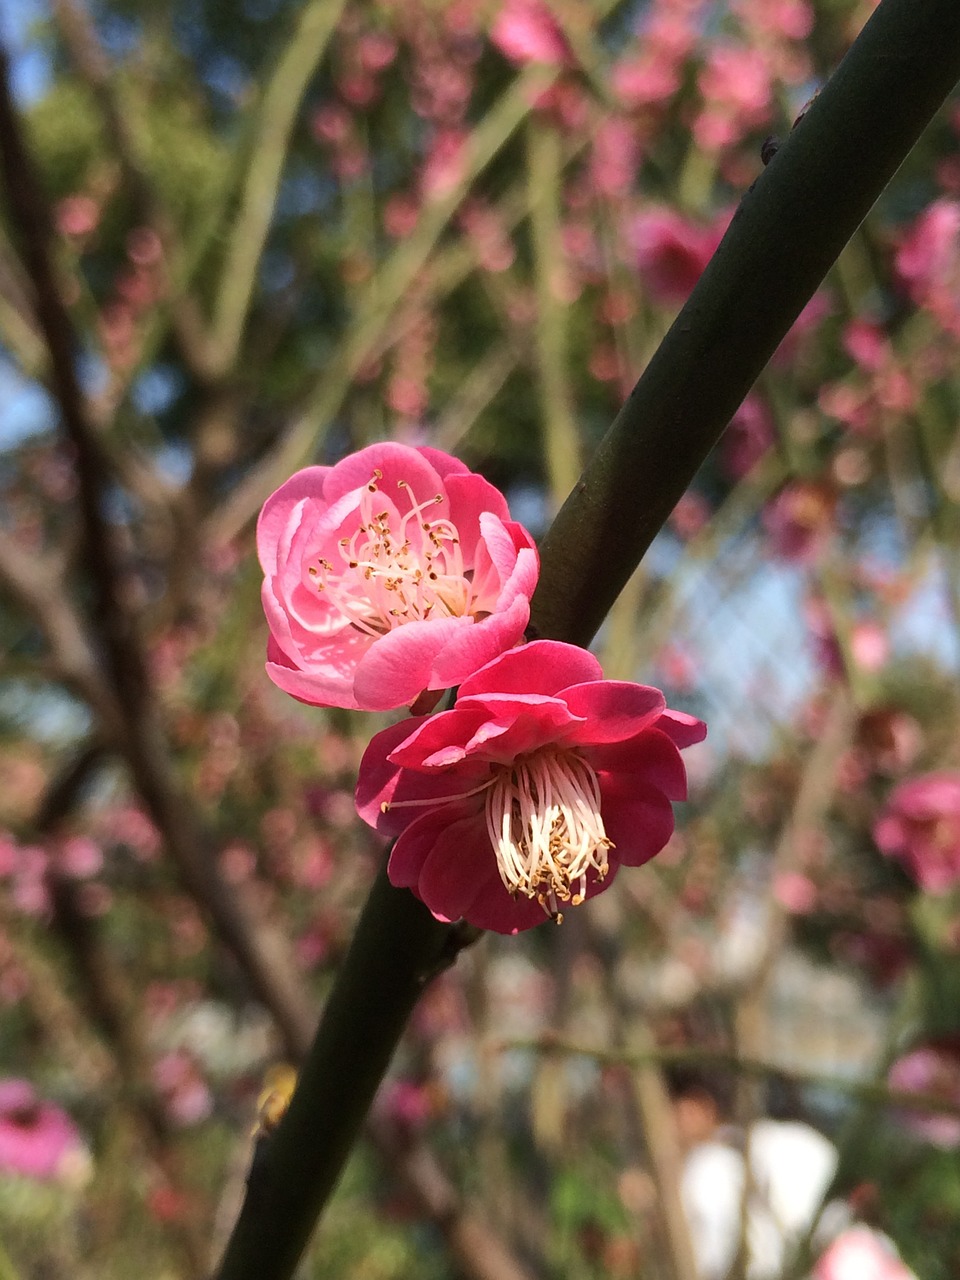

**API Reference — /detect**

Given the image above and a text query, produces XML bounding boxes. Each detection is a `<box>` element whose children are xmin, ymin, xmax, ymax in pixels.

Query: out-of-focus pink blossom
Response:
<box><xmin>356</xmin><ymin>640</ymin><xmax>706</xmax><ymax>933</ymax></box>
<box><xmin>57</xmin><ymin>836</ymin><xmax>103</xmax><ymax>879</ymax></box>
<box><xmin>420</xmin><ymin>128</ymin><xmax>467</xmax><ymax>199</ymax></box>
<box><xmin>589</xmin><ymin>118</ymin><xmax>638</xmax><ymax>198</ymax></box>
<box><xmin>732</xmin><ymin>0</ymin><xmax>813</xmax><ymax>41</ymax></box>
<box><xmin>855</xmin><ymin>708</ymin><xmax>923</xmax><ymax>776</ymax></box>
<box><xmin>383</xmin><ymin>193</ymin><xmax>420</xmax><ymax>239</ymax></box>
<box><xmin>772</xmin><ymin>870</ymin><xmax>817</xmax><ymax>914</ymax></box>
<box><xmin>0</xmin><ymin>1079</ymin><xmax>90</xmax><ymax>1183</ymax></box>
<box><xmin>843</xmin><ymin>319</ymin><xmax>889</xmax><ymax>373</ymax></box>
<box><xmin>669</xmin><ymin>491</ymin><xmax>711</xmax><ymax>540</ymax></box>
<box><xmin>813</xmin><ymin>1226</ymin><xmax>917</xmax><ymax>1280</ymax></box>
<box><xmin>56</xmin><ymin>194</ymin><xmax>101</xmax><ymax>239</ymax></box>
<box><xmin>721</xmin><ymin>395</ymin><xmax>774</xmax><ymax>480</ymax></box>
<box><xmin>874</xmin><ymin>772</ymin><xmax>960</xmax><ymax>893</ymax></box>
<box><xmin>258</xmin><ymin>443</ymin><xmax>539</xmax><ymax>711</ymax></box>
<box><xmin>153</xmin><ymin>1052</ymin><xmax>213</xmax><ymax>1128</ymax></box>
<box><xmin>8</xmin><ymin>844</ymin><xmax>50</xmax><ymax>918</ymax></box>
<box><xmin>612</xmin><ymin>56</ymin><xmax>679</xmax><ymax>108</ymax></box>
<box><xmin>629</xmin><ymin>208</ymin><xmax>730</xmax><ymax>306</ymax></box>
<box><xmin>894</xmin><ymin>199</ymin><xmax>960</xmax><ymax>334</ymax></box>
<box><xmin>0</xmin><ymin>834</ymin><xmax>17</xmax><ymax>878</ymax></box>
<box><xmin>850</xmin><ymin>620</ymin><xmax>889</xmax><ymax>672</ymax></box>
<box><xmin>611</xmin><ymin>2</ymin><xmax>698</xmax><ymax>108</ymax></box>
<box><xmin>377</xmin><ymin>1078</ymin><xmax>434</xmax><ymax>1131</ymax></box>
<box><xmin>126</xmin><ymin>227</ymin><xmax>163</xmax><ymax>267</ymax></box>
<box><xmin>895</xmin><ymin>199</ymin><xmax>960</xmax><ymax>300</ymax></box>
<box><xmin>888</xmin><ymin>1040</ymin><xmax>960</xmax><ymax>1148</ymax></box>
<box><xmin>694</xmin><ymin>44</ymin><xmax>772</xmax><ymax>151</ymax></box>
<box><xmin>460</xmin><ymin>200</ymin><xmax>516</xmax><ymax>272</ymax></box>
<box><xmin>491</xmin><ymin>0</ymin><xmax>571</xmax><ymax>66</ymax></box>
<box><xmin>762</xmin><ymin>482</ymin><xmax>836</xmax><ymax>563</ymax></box>
<box><xmin>358</xmin><ymin>31</ymin><xmax>398</xmax><ymax>73</ymax></box>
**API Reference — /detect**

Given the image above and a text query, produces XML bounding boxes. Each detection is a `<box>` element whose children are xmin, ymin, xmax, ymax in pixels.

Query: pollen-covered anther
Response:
<box><xmin>485</xmin><ymin>748</ymin><xmax>613</xmax><ymax>919</ymax></box>
<box><xmin>310</xmin><ymin>473</ymin><xmax>477</xmax><ymax>635</ymax></box>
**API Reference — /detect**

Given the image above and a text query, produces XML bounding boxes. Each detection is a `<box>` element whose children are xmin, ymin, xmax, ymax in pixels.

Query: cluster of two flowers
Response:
<box><xmin>258</xmin><ymin>442</ymin><xmax>705</xmax><ymax>934</ymax></box>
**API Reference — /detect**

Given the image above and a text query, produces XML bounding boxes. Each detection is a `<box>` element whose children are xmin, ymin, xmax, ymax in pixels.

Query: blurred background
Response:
<box><xmin>1</xmin><ymin>0</ymin><xmax>960</xmax><ymax>1276</ymax></box>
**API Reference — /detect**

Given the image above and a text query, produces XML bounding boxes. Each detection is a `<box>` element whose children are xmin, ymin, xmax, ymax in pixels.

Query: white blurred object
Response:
<box><xmin>681</xmin><ymin>1118</ymin><xmax>838</xmax><ymax>1279</ymax></box>
<box><xmin>812</xmin><ymin>1225</ymin><xmax>919</xmax><ymax>1280</ymax></box>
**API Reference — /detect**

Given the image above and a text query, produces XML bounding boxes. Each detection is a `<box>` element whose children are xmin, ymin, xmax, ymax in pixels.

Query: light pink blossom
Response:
<box><xmin>888</xmin><ymin>1040</ymin><xmax>960</xmax><ymax>1149</ymax></box>
<box><xmin>491</xmin><ymin>0</ymin><xmax>571</xmax><ymax>66</ymax></box>
<box><xmin>258</xmin><ymin>444</ymin><xmax>539</xmax><ymax>711</ymax></box>
<box><xmin>0</xmin><ymin>1079</ymin><xmax>89</xmax><ymax>1183</ymax></box>
<box><xmin>874</xmin><ymin>771</ymin><xmax>960</xmax><ymax>893</ymax></box>
<box><xmin>813</xmin><ymin>1226</ymin><xmax>917</xmax><ymax>1280</ymax></box>
<box><xmin>356</xmin><ymin>640</ymin><xmax>706</xmax><ymax>933</ymax></box>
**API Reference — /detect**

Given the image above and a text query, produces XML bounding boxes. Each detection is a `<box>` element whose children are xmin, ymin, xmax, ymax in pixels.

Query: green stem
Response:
<box><xmin>208</xmin><ymin>0</ymin><xmax>348</xmax><ymax>374</ymax></box>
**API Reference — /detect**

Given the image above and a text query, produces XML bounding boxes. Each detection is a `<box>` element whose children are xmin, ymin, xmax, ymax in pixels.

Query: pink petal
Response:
<box><xmin>386</xmin><ymin>706</ymin><xmax>493</xmax><ymax>769</ymax></box>
<box><xmin>428</xmin><ymin>594</ymin><xmax>531</xmax><ymax>688</ymax></box>
<box><xmin>265</xmin><ymin>642</ymin><xmax>362</xmax><ymax>710</ymax></box>
<box><xmin>321</xmin><ymin>443</ymin><xmax>451</xmax><ymax>521</ymax></box>
<box><xmin>441</xmin><ymin>472</ymin><xmax>511</xmax><ymax>553</ymax></box>
<box><xmin>387</xmin><ymin>802</ymin><xmax>477</xmax><ymax>890</ymax></box>
<box><xmin>415</xmin><ymin>813</ymin><xmax>501</xmax><ymax>921</ymax></box>
<box><xmin>657</xmin><ymin>709</ymin><xmax>708</xmax><ymax>748</ymax></box>
<box><xmin>558</xmin><ymin>681</ymin><xmax>666</xmax><ymax>743</ymax></box>
<box><xmin>601</xmin><ymin>782</ymin><xmax>676</xmax><ymax>866</ymax></box>
<box><xmin>352</xmin><ymin>616</ymin><xmax>472</xmax><ymax>710</ymax></box>
<box><xmin>356</xmin><ymin>721</ymin><xmax>489</xmax><ymax>837</ymax></box>
<box><xmin>414</xmin><ymin>446</ymin><xmax>470</xmax><ymax>480</ymax></box>
<box><xmin>455</xmin><ymin>694</ymin><xmax>585</xmax><ymax>760</ymax></box>
<box><xmin>471</xmin><ymin>521</ymin><xmax>538</xmax><ymax>606</ymax></box>
<box><xmin>256</xmin><ymin>466</ymin><xmax>331</xmax><ymax>573</ymax></box>
<box><xmin>458</xmin><ymin>639</ymin><xmax>602</xmax><ymax>700</ymax></box>
<box><xmin>589</xmin><ymin>729</ymin><xmax>689</xmax><ymax>800</ymax></box>
<box><xmin>458</xmin><ymin>873</ymin><xmax>552</xmax><ymax>934</ymax></box>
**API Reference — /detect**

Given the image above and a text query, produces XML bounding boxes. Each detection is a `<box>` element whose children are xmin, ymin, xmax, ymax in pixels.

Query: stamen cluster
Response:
<box><xmin>356</xmin><ymin>639</ymin><xmax>706</xmax><ymax>934</ymax></box>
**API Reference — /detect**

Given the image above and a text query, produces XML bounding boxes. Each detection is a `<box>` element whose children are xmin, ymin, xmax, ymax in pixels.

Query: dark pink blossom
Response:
<box><xmin>895</xmin><ymin>199</ymin><xmax>960</xmax><ymax>300</ymax></box>
<box><xmin>589</xmin><ymin>118</ymin><xmax>639</xmax><ymax>198</ymax></box>
<box><xmin>356</xmin><ymin>640</ymin><xmax>705</xmax><ymax>933</ymax></box>
<box><xmin>721</xmin><ymin>395</ymin><xmax>773</xmax><ymax>480</ymax></box>
<box><xmin>762</xmin><ymin>481</ymin><xmax>836</xmax><ymax>563</ymax></box>
<box><xmin>874</xmin><ymin>772</ymin><xmax>960</xmax><ymax>893</ymax></box>
<box><xmin>630</xmin><ymin>208</ymin><xmax>730</xmax><ymax>305</ymax></box>
<box><xmin>258</xmin><ymin>444</ymin><xmax>539</xmax><ymax>711</ymax></box>
<box><xmin>0</xmin><ymin>1079</ymin><xmax>89</xmax><ymax>1182</ymax></box>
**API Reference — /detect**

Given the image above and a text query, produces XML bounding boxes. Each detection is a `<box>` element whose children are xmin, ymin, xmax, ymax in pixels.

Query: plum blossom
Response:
<box><xmin>491</xmin><ymin>0</ymin><xmax>571</xmax><ymax>66</ymax></box>
<box><xmin>0</xmin><ymin>1079</ymin><xmax>90</xmax><ymax>1183</ymax></box>
<box><xmin>630</xmin><ymin>208</ymin><xmax>731</xmax><ymax>305</ymax></box>
<box><xmin>873</xmin><ymin>771</ymin><xmax>960</xmax><ymax>893</ymax></box>
<box><xmin>356</xmin><ymin>640</ymin><xmax>706</xmax><ymax>933</ymax></box>
<box><xmin>762</xmin><ymin>481</ymin><xmax>836</xmax><ymax>563</ymax></box>
<box><xmin>813</xmin><ymin>1226</ymin><xmax>917</xmax><ymax>1280</ymax></box>
<box><xmin>888</xmin><ymin>1039</ymin><xmax>960</xmax><ymax>1148</ymax></box>
<box><xmin>258</xmin><ymin>443</ymin><xmax>539</xmax><ymax>711</ymax></box>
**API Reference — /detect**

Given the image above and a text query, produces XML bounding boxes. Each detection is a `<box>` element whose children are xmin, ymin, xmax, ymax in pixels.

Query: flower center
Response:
<box><xmin>310</xmin><ymin>470</ymin><xmax>474</xmax><ymax>635</ymax></box>
<box><xmin>486</xmin><ymin>749</ymin><xmax>613</xmax><ymax>920</ymax></box>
